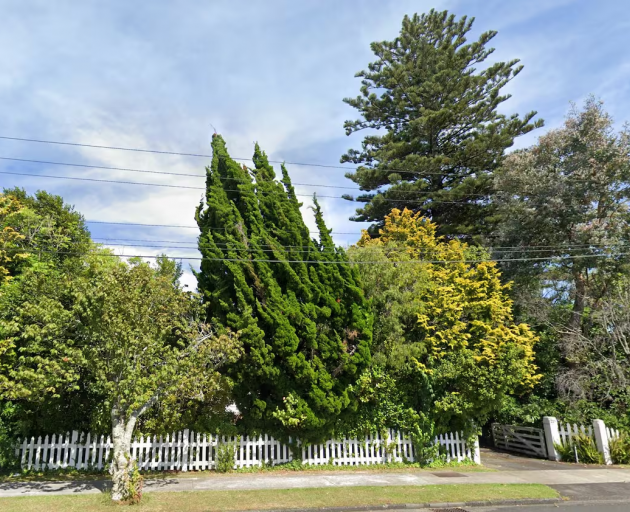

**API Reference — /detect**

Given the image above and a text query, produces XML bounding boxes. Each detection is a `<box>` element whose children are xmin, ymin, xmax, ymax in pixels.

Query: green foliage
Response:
<box><xmin>0</xmin><ymin>190</ymin><xmax>105</xmax><ymax>440</ymax></box>
<box><xmin>353</xmin><ymin>208</ymin><xmax>539</xmax><ymax>433</ymax></box>
<box><xmin>1</xmin><ymin>187</ymin><xmax>91</xmax><ymax>277</ymax></box>
<box><xmin>553</xmin><ymin>439</ymin><xmax>575</xmax><ymax>462</ymax></box>
<box><xmin>215</xmin><ymin>439</ymin><xmax>238</xmax><ymax>473</ymax></box>
<box><xmin>342</xmin><ymin>9</ymin><xmax>541</xmax><ymax>239</ymax></box>
<box><xmin>555</xmin><ymin>434</ymin><xmax>602</xmax><ymax>464</ymax></box>
<box><xmin>335</xmin><ymin>366</ymin><xmax>411</xmax><ymax>436</ymax></box>
<box><xmin>117</xmin><ymin>457</ymin><xmax>143</xmax><ymax>504</ymax></box>
<box><xmin>195</xmin><ymin>135</ymin><xmax>372</xmax><ymax>442</ymax></box>
<box><xmin>494</xmin><ymin>99</ymin><xmax>630</xmax><ymax>409</ymax></box>
<box><xmin>0</xmin><ymin>193</ymin><xmax>27</xmax><ymax>284</ymax></box>
<box><xmin>609</xmin><ymin>433</ymin><xmax>630</xmax><ymax>465</ymax></box>
<box><xmin>234</xmin><ymin>458</ymin><xmax>478</xmax><ymax>473</ymax></box>
<box><xmin>0</xmin><ymin>402</ymin><xmax>20</xmax><ymax>470</ymax></box>
<box><xmin>409</xmin><ymin>419</ymin><xmax>441</xmax><ymax>466</ymax></box>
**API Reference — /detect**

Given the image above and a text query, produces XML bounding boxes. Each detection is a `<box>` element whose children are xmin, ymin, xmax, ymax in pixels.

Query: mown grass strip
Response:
<box><xmin>0</xmin><ymin>483</ymin><xmax>559</xmax><ymax>512</ymax></box>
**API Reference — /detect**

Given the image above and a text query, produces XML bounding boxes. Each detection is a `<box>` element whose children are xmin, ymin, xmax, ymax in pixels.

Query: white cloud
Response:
<box><xmin>1</xmin><ymin>0</ymin><xmax>629</xmax><ymax>252</ymax></box>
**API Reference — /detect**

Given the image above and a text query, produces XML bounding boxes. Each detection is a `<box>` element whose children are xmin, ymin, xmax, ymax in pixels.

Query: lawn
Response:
<box><xmin>0</xmin><ymin>461</ymin><xmax>491</xmax><ymax>483</ymax></box>
<box><xmin>0</xmin><ymin>484</ymin><xmax>559</xmax><ymax>512</ymax></box>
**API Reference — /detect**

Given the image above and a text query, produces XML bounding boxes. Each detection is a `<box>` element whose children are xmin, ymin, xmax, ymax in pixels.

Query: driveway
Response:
<box><xmin>480</xmin><ymin>447</ymin><xmax>611</xmax><ymax>471</ymax></box>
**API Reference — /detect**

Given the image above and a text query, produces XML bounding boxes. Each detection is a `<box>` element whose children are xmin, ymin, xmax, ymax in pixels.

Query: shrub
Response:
<box><xmin>215</xmin><ymin>439</ymin><xmax>238</xmax><ymax>473</ymax></box>
<box><xmin>555</xmin><ymin>433</ymin><xmax>602</xmax><ymax>464</ymax></box>
<box><xmin>117</xmin><ymin>458</ymin><xmax>143</xmax><ymax>504</ymax></box>
<box><xmin>409</xmin><ymin>423</ymin><xmax>441</xmax><ymax>467</ymax></box>
<box><xmin>609</xmin><ymin>433</ymin><xmax>630</xmax><ymax>465</ymax></box>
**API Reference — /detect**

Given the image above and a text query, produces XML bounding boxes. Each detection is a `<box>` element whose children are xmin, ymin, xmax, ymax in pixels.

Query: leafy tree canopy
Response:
<box><xmin>351</xmin><ymin>208</ymin><xmax>540</xmax><ymax>432</ymax></box>
<box><xmin>494</xmin><ymin>98</ymin><xmax>630</xmax><ymax>408</ymax></box>
<box><xmin>0</xmin><ymin>189</ymin><xmax>97</xmax><ymax>436</ymax></box>
<box><xmin>0</xmin><ymin>188</ymin><xmax>91</xmax><ymax>279</ymax></box>
<box><xmin>494</xmin><ymin>98</ymin><xmax>630</xmax><ymax>327</ymax></box>
<box><xmin>342</xmin><ymin>9</ymin><xmax>542</xmax><ymax>239</ymax></box>
<box><xmin>0</xmin><ymin>193</ymin><xmax>27</xmax><ymax>284</ymax></box>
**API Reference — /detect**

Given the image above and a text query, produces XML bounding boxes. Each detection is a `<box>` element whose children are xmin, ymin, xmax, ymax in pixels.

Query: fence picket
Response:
<box><xmin>15</xmin><ymin>428</ymin><xmax>480</xmax><ymax>472</ymax></box>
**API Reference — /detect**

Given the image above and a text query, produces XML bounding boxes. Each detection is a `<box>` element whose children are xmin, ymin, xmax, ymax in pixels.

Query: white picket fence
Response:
<box><xmin>558</xmin><ymin>422</ymin><xmax>594</xmax><ymax>446</ymax></box>
<box><xmin>16</xmin><ymin>428</ymin><xmax>480</xmax><ymax>471</ymax></box>
<box><xmin>541</xmin><ymin>417</ymin><xmax>624</xmax><ymax>465</ymax></box>
<box><xmin>607</xmin><ymin>426</ymin><xmax>621</xmax><ymax>441</ymax></box>
<box><xmin>558</xmin><ymin>422</ymin><xmax>621</xmax><ymax>446</ymax></box>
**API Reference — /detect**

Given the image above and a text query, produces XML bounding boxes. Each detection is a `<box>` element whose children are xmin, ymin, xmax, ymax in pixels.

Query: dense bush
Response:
<box><xmin>609</xmin><ymin>433</ymin><xmax>630</xmax><ymax>465</ymax></box>
<box><xmin>555</xmin><ymin>434</ymin><xmax>602</xmax><ymax>464</ymax></box>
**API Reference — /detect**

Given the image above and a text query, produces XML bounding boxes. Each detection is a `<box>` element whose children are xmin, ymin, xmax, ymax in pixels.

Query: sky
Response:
<box><xmin>1</xmin><ymin>0</ymin><xmax>629</xmax><ymax>289</ymax></box>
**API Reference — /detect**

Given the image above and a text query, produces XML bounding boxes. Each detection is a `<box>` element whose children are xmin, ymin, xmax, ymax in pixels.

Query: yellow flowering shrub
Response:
<box><xmin>356</xmin><ymin>208</ymin><xmax>540</xmax><ymax>430</ymax></box>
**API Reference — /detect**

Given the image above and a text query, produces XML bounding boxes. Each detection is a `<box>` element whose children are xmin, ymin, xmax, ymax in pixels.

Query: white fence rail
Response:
<box><xmin>558</xmin><ymin>422</ymin><xmax>593</xmax><ymax>446</ymax></box>
<box><xmin>542</xmin><ymin>417</ymin><xmax>625</xmax><ymax>465</ymax></box>
<box><xmin>491</xmin><ymin>423</ymin><xmax>546</xmax><ymax>458</ymax></box>
<box><xmin>16</xmin><ymin>428</ymin><xmax>480</xmax><ymax>472</ymax></box>
<box><xmin>606</xmin><ymin>426</ymin><xmax>621</xmax><ymax>441</ymax></box>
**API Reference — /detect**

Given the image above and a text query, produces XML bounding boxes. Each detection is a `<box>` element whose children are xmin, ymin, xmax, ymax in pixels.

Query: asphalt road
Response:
<box><xmin>475</xmin><ymin>504</ymin><xmax>630</xmax><ymax>511</ymax></box>
<box><xmin>472</xmin><ymin>482</ymin><xmax>630</xmax><ymax>511</ymax></box>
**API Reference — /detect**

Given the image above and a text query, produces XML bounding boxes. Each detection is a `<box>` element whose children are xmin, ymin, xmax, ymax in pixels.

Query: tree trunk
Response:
<box><xmin>110</xmin><ymin>405</ymin><xmax>138</xmax><ymax>502</ymax></box>
<box><xmin>568</xmin><ymin>271</ymin><xmax>587</xmax><ymax>332</ymax></box>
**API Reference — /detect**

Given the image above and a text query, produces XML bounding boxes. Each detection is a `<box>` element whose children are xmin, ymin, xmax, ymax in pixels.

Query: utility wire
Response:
<box><xmin>0</xmin><ymin>134</ymin><xmax>591</xmax><ymax>180</ymax></box>
<box><xmin>86</xmin><ymin>220</ymin><xmax>364</xmax><ymax>235</ymax></box>
<box><xmin>91</xmin><ymin>237</ymin><xmax>630</xmax><ymax>252</ymax></box>
<box><xmin>98</xmin><ymin>241</ymin><xmax>630</xmax><ymax>257</ymax></box>
<box><xmin>0</xmin><ymin>155</ymin><xmax>593</xmax><ymax>192</ymax></box>
<box><xmin>6</xmin><ymin>247</ymin><xmax>630</xmax><ymax>265</ymax></box>
<box><xmin>0</xmin><ymin>156</ymin><xmax>360</xmax><ymax>190</ymax></box>
<box><xmin>0</xmin><ymin>169</ymin><xmax>489</xmax><ymax>205</ymax></box>
<box><xmin>0</xmin><ymin>135</ymin><xmax>418</xmax><ymax>174</ymax></box>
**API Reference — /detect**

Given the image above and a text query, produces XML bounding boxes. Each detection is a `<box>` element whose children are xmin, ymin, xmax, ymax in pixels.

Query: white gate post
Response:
<box><xmin>472</xmin><ymin>436</ymin><xmax>481</xmax><ymax>464</ymax></box>
<box><xmin>543</xmin><ymin>416</ymin><xmax>561</xmax><ymax>461</ymax></box>
<box><xmin>592</xmin><ymin>419</ymin><xmax>612</xmax><ymax>465</ymax></box>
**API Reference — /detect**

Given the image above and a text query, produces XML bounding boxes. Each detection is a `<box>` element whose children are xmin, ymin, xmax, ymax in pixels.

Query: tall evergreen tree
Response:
<box><xmin>195</xmin><ymin>135</ymin><xmax>372</xmax><ymax>441</ymax></box>
<box><xmin>342</xmin><ymin>9</ymin><xmax>543</xmax><ymax>239</ymax></box>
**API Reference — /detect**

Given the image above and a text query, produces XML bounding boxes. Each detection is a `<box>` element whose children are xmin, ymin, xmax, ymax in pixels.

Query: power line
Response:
<box><xmin>86</xmin><ymin>219</ymin><xmax>365</xmax><ymax>235</ymax></box>
<box><xmin>0</xmin><ymin>154</ymin><xmax>597</xmax><ymax>198</ymax></box>
<box><xmin>0</xmin><ymin>156</ymin><xmax>360</xmax><ymax>190</ymax></box>
<box><xmin>0</xmin><ymin>170</ymin><xmax>203</xmax><ymax>190</ymax></box>
<box><xmin>99</xmin><ymin>240</ymin><xmax>630</xmax><ymax>256</ymax></box>
<box><xmin>0</xmin><ymin>134</ymin><xmax>559</xmax><ymax>180</ymax></box>
<box><xmin>0</xmin><ymin>169</ymin><xmax>489</xmax><ymax>205</ymax></box>
<box><xmin>0</xmin><ymin>135</ymin><xmax>368</xmax><ymax>172</ymax></box>
<box><xmin>92</xmin><ymin>237</ymin><xmax>630</xmax><ymax>252</ymax></box>
<box><xmin>8</xmin><ymin>246</ymin><xmax>630</xmax><ymax>265</ymax></box>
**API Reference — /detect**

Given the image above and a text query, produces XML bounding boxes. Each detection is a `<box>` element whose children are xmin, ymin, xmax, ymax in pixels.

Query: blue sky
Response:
<box><xmin>1</xmin><ymin>0</ymin><xmax>629</xmax><ymax>289</ymax></box>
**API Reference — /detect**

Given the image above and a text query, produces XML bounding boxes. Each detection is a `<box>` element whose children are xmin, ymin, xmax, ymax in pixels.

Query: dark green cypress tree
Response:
<box><xmin>342</xmin><ymin>9</ymin><xmax>543</xmax><ymax>240</ymax></box>
<box><xmin>195</xmin><ymin>135</ymin><xmax>372</xmax><ymax>441</ymax></box>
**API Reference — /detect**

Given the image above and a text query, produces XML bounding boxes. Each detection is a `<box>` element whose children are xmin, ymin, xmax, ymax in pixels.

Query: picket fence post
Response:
<box><xmin>472</xmin><ymin>437</ymin><xmax>481</xmax><ymax>464</ymax></box>
<box><xmin>182</xmin><ymin>429</ymin><xmax>189</xmax><ymax>472</ymax></box>
<box><xmin>592</xmin><ymin>419</ymin><xmax>612</xmax><ymax>465</ymax></box>
<box><xmin>16</xmin><ymin>427</ymin><xmax>482</xmax><ymax>471</ymax></box>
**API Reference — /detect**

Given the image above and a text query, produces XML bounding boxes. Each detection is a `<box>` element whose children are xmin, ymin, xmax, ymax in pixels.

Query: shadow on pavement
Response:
<box><xmin>0</xmin><ymin>479</ymin><xmax>110</xmax><ymax>495</ymax></box>
<box><xmin>481</xmin><ymin>448</ymin><xmax>618</xmax><ymax>471</ymax></box>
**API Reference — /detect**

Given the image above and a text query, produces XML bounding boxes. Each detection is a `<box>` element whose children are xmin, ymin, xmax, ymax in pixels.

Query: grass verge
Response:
<box><xmin>0</xmin><ymin>484</ymin><xmax>558</xmax><ymax>511</ymax></box>
<box><xmin>0</xmin><ymin>460</ymin><xmax>490</xmax><ymax>483</ymax></box>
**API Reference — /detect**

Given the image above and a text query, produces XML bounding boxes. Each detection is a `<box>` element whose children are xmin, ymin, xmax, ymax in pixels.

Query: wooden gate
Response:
<box><xmin>491</xmin><ymin>423</ymin><xmax>547</xmax><ymax>458</ymax></box>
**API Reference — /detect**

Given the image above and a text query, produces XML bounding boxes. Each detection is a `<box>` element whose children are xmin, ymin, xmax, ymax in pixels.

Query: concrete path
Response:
<box><xmin>1</xmin><ymin>466</ymin><xmax>630</xmax><ymax>497</ymax></box>
<box><xmin>479</xmin><ymin>448</ymin><xmax>611</xmax><ymax>471</ymax></box>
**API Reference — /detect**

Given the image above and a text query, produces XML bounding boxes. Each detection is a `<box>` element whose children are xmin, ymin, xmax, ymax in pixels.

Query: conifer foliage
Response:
<box><xmin>342</xmin><ymin>9</ymin><xmax>543</xmax><ymax>239</ymax></box>
<box><xmin>196</xmin><ymin>135</ymin><xmax>372</xmax><ymax>440</ymax></box>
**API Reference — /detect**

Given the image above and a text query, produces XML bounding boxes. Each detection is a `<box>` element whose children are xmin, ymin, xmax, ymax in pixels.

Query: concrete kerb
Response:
<box><xmin>237</xmin><ymin>498</ymin><xmax>564</xmax><ymax>512</ymax></box>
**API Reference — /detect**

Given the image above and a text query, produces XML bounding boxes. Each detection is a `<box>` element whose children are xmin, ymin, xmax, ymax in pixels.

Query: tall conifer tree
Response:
<box><xmin>196</xmin><ymin>135</ymin><xmax>372</xmax><ymax>440</ymax></box>
<box><xmin>342</xmin><ymin>10</ymin><xmax>543</xmax><ymax>239</ymax></box>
